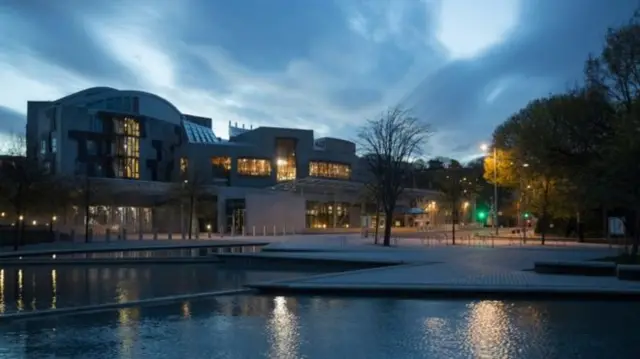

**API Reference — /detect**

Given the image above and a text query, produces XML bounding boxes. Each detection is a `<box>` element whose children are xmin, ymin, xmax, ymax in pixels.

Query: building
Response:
<box><xmin>25</xmin><ymin>87</ymin><xmax>440</xmax><ymax>236</ymax></box>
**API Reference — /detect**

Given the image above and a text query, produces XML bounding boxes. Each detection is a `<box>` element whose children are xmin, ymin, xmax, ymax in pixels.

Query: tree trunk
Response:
<box><xmin>84</xmin><ymin>177</ymin><xmax>90</xmax><ymax>243</ymax></box>
<box><xmin>374</xmin><ymin>206</ymin><xmax>380</xmax><ymax>245</ymax></box>
<box><xmin>13</xmin><ymin>184</ymin><xmax>23</xmax><ymax>251</ymax></box>
<box><xmin>451</xmin><ymin>208</ymin><xmax>457</xmax><ymax>245</ymax></box>
<box><xmin>188</xmin><ymin>193</ymin><xmax>194</xmax><ymax>240</ymax></box>
<box><xmin>632</xmin><ymin>209</ymin><xmax>640</xmax><ymax>257</ymax></box>
<box><xmin>576</xmin><ymin>210</ymin><xmax>584</xmax><ymax>243</ymax></box>
<box><xmin>540</xmin><ymin>210</ymin><xmax>547</xmax><ymax>245</ymax></box>
<box><xmin>383</xmin><ymin>210</ymin><xmax>393</xmax><ymax>247</ymax></box>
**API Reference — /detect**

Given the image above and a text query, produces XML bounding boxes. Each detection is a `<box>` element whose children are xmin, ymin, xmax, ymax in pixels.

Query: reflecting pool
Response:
<box><xmin>0</xmin><ymin>266</ymin><xmax>312</xmax><ymax>314</ymax></box>
<box><xmin>1</xmin><ymin>296</ymin><xmax>638</xmax><ymax>359</ymax></box>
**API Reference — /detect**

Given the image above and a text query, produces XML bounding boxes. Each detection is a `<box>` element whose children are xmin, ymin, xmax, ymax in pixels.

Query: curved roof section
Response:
<box><xmin>54</xmin><ymin>87</ymin><xmax>184</xmax><ymax>125</ymax></box>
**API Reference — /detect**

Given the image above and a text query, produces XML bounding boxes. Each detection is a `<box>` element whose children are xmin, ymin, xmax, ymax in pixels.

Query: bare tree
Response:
<box><xmin>357</xmin><ymin>107</ymin><xmax>431</xmax><ymax>246</ymax></box>
<box><xmin>173</xmin><ymin>170</ymin><xmax>212</xmax><ymax>239</ymax></box>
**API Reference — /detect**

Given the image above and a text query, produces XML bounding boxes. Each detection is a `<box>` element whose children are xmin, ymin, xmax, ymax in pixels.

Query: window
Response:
<box><xmin>237</xmin><ymin>158</ymin><xmax>271</xmax><ymax>176</ymax></box>
<box><xmin>275</xmin><ymin>138</ymin><xmax>296</xmax><ymax>182</ymax></box>
<box><xmin>40</xmin><ymin>139</ymin><xmax>47</xmax><ymax>155</ymax></box>
<box><xmin>51</xmin><ymin>137</ymin><xmax>57</xmax><ymax>153</ymax></box>
<box><xmin>309</xmin><ymin>161</ymin><xmax>351</xmax><ymax>180</ymax></box>
<box><xmin>87</xmin><ymin>140</ymin><xmax>97</xmax><ymax>156</ymax></box>
<box><xmin>112</xmin><ymin>116</ymin><xmax>140</xmax><ymax>179</ymax></box>
<box><xmin>91</xmin><ymin>115</ymin><xmax>103</xmax><ymax>132</ymax></box>
<box><xmin>212</xmin><ymin>156</ymin><xmax>231</xmax><ymax>177</ymax></box>
<box><xmin>180</xmin><ymin>157</ymin><xmax>189</xmax><ymax>177</ymax></box>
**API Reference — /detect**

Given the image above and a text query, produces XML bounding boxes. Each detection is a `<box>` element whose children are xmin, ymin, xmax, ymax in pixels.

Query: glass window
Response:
<box><xmin>309</xmin><ymin>161</ymin><xmax>351</xmax><ymax>180</ymax></box>
<box><xmin>40</xmin><ymin>139</ymin><xmax>47</xmax><ymax>155</ymax></box>
<box><xmin>212</xmin><ymin>156</ymin><xmax>231</xmax><ymax>177</ymax></box>
<box><xmin>111</xmin><ymin>116</ymin><xmax>140</xmax><ymax>179</ymax></box>
<box><xmin>87</xmin><ymin>140</ymin><xmax>97</xmax><ymax>156</ymax></box>
<box><xmin>237</xmin><ymin>158</ymin><xmax>271</xmax><ymax>176</ymax></box>
<box><xmin>180</xmin><ymin>157</ymin><xmax>189</xmax><ymax>177</ymax></box>
<box><xmin>51</xmin><ymin>137</ymin><xmax>57</xmax><ymax>153</ymax></box>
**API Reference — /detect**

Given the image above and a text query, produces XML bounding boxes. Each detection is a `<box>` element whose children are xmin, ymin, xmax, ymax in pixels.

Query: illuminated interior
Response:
<box><xmin>275</xmin><ymin>138</ymin><xmax>297</xmax><ymax>182</ymax></box>
<box><xmin>309</xmin><ymin>161</ymin><xmax>351</xmax><ymax>180</ymax></box>
<box><xmin>180</xmin><ymin>157</ymin><xmax>188</xmax><ymax>177</ymax></box>
<box><xmin>112</xmin><ymin>117</ymin><xmax>140</xmax><ymax>179</ymax></box>
<box><xmin>237</xmin><ymin>158</ymin><xmax>271</xmax><ymax>176</ymax></box>
<box><xmin>211</xmin><ymin>156</ymin><xmax>231</xmax><ymax>177</ymax></box>
<box><xmin>306</xmin><ymin>201</ymin><xmax>350</xmax><ymax>228</ymax></box>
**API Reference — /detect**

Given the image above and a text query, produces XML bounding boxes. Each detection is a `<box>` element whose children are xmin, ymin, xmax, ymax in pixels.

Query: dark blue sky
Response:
<box><xmin>0</xmin><ymin>0</ymin><xmax>636</xmax><ymax>159</ymax></box>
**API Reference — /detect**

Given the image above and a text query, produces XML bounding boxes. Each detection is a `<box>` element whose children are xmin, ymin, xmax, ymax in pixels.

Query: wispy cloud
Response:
<box><xmin>0</xmin><ymin>0</ymin><xmax>637</xmax><ymax>160</ymax></box>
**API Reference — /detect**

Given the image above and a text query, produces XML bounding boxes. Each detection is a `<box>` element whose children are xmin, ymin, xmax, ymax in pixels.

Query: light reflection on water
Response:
<box><xmin>268</xmin><ymin>296</ymin><xmax>300</xmax><ymax>359</ymax></box>
<box><xmin>1</xmin><ymin>296</ymin><xmax>635</xmax><ymax>359</ymax></box>
<box><xmin>0</xmin><ymin>266</ymin><xmax>314</xmax><ymax>314</ymax></box>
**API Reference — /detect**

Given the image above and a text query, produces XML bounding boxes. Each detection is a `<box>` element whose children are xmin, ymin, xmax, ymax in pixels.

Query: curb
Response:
<box><xmin>0</xmin><ymin>242</ymin><xmax>269</xmax><ymax>259</ymax></box>
<box><xmin>0</xmin><ymin>288</ymin><xmax>253</xmax><ymax>323</ymax></box>
<box><xmin>247</xmin><ymin>283</ymin><xmax>640</xmax><ymax>301</ymax></box>
<box><xmin>0</xmin><ymin>257</ymin><xmax>222</xmax><ymax>266</ymax></box>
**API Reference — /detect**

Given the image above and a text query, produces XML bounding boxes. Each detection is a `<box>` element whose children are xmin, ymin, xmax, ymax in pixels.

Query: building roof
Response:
<box><xmin>183</xmin><ymin>120</ymin><xmax>220</xmax><ymax>144</ymax></box>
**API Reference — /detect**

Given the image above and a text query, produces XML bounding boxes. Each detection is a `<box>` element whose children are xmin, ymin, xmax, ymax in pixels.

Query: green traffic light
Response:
<box><xmin>524</xmin><ymin>212</ymin><xmax>530</xmax><ymax>218</ymax></box>
<box><xmin>477</xmin><ymin>211</ymin><xmax>486</xmax><ymax>220</ymax></box>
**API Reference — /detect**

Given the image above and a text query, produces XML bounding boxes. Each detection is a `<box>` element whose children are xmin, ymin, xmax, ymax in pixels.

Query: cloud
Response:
<box><xmin>0</xmin><ymin>0</ymin><xmax>637</xmax><ymax>161</ymax></box>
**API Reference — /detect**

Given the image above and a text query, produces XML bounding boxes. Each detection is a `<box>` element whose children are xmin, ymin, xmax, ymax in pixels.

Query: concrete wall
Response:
<box><xmin>245</xmin><ymin>192</ymin><xmax>305</xmax><ymax>233</ymax></box>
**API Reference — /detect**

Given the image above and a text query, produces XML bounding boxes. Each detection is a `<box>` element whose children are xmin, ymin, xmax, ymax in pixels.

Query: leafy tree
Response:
<box><xmin>357</xmin><ymin>106</ymin><xmax>431</xmax><ymax>246</ymax></box>
<box><xmin>585</xmin><ymin>10</ymin><xmax>640</xmax><ymax>254</ymax></box>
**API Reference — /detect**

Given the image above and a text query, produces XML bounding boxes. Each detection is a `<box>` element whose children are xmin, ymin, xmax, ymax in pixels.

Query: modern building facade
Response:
<box><xmin>25</xmin><ymin>87</ymin><xmax>440</xmax><ymax>236</ymax></box>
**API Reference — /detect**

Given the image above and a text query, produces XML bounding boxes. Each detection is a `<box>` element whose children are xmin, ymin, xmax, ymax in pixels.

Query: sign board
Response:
<box><xmin>608</xmin><ymin>217</ymin><xmax>625</xmax><ymax>236</ymax></box>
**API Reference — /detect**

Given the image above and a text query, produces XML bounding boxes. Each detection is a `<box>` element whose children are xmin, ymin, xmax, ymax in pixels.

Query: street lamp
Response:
<box><xmin>481</xmin><ymin>143</ymin><xmax>499</xmax><ymax>235</ymax></box>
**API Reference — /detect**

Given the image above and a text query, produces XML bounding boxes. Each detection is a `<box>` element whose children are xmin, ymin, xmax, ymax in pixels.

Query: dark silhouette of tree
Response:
<box><xmin>357</xmin><ymin>106</ymin><xmax>431</xmax><ymax>246</ymax></box>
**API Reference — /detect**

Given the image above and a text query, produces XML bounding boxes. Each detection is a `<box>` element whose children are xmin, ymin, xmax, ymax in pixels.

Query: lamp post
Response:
<box><xmin>481</xmin><ymin>144</ymin><xmax>499</xmax><ymax>235</ymax></box>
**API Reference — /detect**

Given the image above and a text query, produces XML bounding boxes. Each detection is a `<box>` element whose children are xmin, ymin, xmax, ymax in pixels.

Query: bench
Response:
<box><xmin>534</xmin><ymin>261</ymin><xmax>617</xmax><ymax>276</ymax></box>
<box><xmin>617</xmin><ymin>265</ymin><xmax>640</xmax><ymax>281</ymax></box>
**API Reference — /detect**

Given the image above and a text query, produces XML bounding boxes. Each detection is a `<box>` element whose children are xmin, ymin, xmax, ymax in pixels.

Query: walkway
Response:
<box><xmin>246</xmin><ymin>242</ymin><xmax>640</xmax><ymax>298</ymax></box>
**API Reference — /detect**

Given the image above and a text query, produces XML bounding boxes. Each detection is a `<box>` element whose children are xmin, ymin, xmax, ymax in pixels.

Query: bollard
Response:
<box><xmin>168</xmin><ymin>232</ymin><xmax>172</xmax><ymax>240</ymax></box>
<box><xmin>208</xmin><ymin>231</ymin><xmax>212</xmax><ymax>239</ymax></box>
<box><xmin>292</xmin><ymin>226</ymin><xmax>295</xmax><ymax>235</ymax></box>
<box><xmin>263</xmin><ymin>226</ymin><xmax>266</xmax><ymax>236</ymax></box>
<box><xmin>153</xmin><ymin>229</ymin><xmax>158</xmax><ymax>241</ymax></box>
<box><xmin>242</xmin><ymin>226</ymin><xmax>245</xmax><ymax>236</ymax></box>
<box><xmin>282</xmin><ymin>225</ymin><xmax>286</xmax><ymax>235</ymax></box>
<box><xmin>122</xmin><ymin>228</ymin><xmax>128</xmax><ymax>241</ymax></box>
<box><xmin>70</xmin><ymin>229</ymin><xmax>75</xmax><ymax>242</ymax></box>
<box><xmin>195</xmin><ymin>231</ymin><xmax>199</xmax><ymax>240</ymax></box>
<box><xmin>491</xmin><ymin>236</ymin><xmax>495</xmax><ymax>248</ymax></box>
<box><xmin>105</xmin><ymin>228</ymin><xmax>111</xmax><ymax>242</ymax></box>
<box><xmin>231</xmin><ymin>226</ymin><xmax>235</xmax><ymax>237</ymax></box>
<box><xmin>252</xmin><ymin>226</ymin><xmax>256</xmax><ymax>236</ymax></box>
<box><xmin>181</xmin><ymin>231</ymin><xmax>186</xmax><ymax>240</ymax></box>
<box><xmin>138</xmin><ymin>231</ymin><xmax>143</xmax><ymax>241</ymax></box>
<box><xmin>273</xmin><ymin>225</ymin><xmax>276</xmax><ymax>236</ymax></box>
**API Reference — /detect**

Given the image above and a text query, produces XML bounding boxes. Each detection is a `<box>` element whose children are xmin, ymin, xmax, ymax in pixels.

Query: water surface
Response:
<box><xmin>1</xmin><ymin>296</ymin><xmax>637</xmax><ymax>359</ymax></box>
<box><xmin>0</xmin><ymin>266</ymin><xmax>311</xmax><ymax>314</ymax></box>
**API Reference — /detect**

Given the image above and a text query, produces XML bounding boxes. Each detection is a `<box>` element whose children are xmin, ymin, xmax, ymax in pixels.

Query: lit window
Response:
<box><xmin>276</xmin><ymin>157</ymin><xmax>296</xmax><ymax>182</ymax></box>
<box><xmin>112</xmin><ymin>116</ymin><xmax>140</xmax><ymax>179</ymax></box>
<box><xmin>51</xmin><ymin>137</ymin><xmax>57</xmax><ymax>153</ymax></box>
<box><xmin>237</xmin><ymin>158</ymin><xmax>271</xmax><ymax>176</ymax></box>
<box><xmin>180</xmin><ymin>157</ymin><xmax>189</xmax><ymax>176</ymax></box>
<box><xmin>309</xmin><ymin>161</ymin><xmax>351</xmax><ymax>180</ymax></box>
<box><xmin>212</xmin><ymin>157</ymin><xmax>231</xmax><ymax>177</ymax></box>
